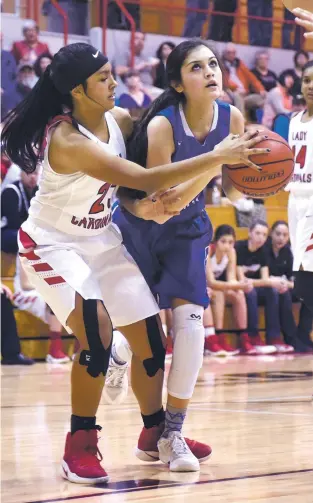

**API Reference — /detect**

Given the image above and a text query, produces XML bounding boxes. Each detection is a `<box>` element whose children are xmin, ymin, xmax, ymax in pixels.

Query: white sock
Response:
<box><xmin>205</xmin><ymin>326</ymin><xmax>215</xmax><ymax>337</ymax></box>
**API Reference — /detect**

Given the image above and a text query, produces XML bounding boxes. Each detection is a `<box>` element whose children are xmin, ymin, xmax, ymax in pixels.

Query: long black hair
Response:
<box><xmin>1</xmin><ymin>43</ymin><xmax>108</xmax><ymax>173</ymax></box>
<box><xmin>127</xmin><ymin>39</ymin><xmax>222</xmax><ymax>168</ymax></box>
<box><xmin>213</xmin><ymin>224</ymin><xmax>236</xmax><ymax>242</ymax></box>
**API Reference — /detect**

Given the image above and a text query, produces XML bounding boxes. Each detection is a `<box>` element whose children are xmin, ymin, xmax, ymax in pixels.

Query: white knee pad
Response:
<box><xmin>167</xmin><ymin>304</ymin><xmax>204</xmax><ymax>400</ymax></box>
<box><xmin>112</xmin><ymin>329</ymin><xmax>133</xmax><ymax>364</ymax></box>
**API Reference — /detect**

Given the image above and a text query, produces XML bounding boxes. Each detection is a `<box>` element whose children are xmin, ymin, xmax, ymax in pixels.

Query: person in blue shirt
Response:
<box><xmin>105</xmin><ymin>39</ymin><xmax>268</xmax><ymax>472</ymax></box>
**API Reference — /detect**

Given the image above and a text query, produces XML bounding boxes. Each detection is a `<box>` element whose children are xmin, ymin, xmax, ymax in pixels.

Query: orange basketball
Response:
<box><xmin>225</xmin><ymin>131</ymin><xmax>294</xmax><ymax>198</ymax></box>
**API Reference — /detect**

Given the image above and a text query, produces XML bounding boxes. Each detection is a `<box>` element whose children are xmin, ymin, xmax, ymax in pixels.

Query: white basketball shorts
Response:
<box><xmin>288</xmin><ymin>192</ymin><xmax>313</xmax><ymax>272</ymax></box>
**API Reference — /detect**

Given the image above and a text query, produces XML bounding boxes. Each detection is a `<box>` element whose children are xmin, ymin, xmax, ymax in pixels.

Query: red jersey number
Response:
<box><xmin>292</xmin><ymin>145</ymin><xmax>307</xmax><ymax>169</ymax></box>
<box><xmin>89</xmin><ymin>183</ymin><xmax>111</xmax><ymax>215</ymax></box>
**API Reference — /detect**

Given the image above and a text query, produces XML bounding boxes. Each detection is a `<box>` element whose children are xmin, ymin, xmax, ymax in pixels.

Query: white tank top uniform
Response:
<box><xmin>287</xmin><ymin>111</ymin><xmax>313</xmax><ymax>272</ymax></box>
<box><xmin>19</xmin><ymin>112</ymin><xmax>159</xmax><ymax>331</ymax></box>
<box><xmin>210</xmin><ymin>250</ymin><xmax>229</xmax><ymax>281</ymax></box>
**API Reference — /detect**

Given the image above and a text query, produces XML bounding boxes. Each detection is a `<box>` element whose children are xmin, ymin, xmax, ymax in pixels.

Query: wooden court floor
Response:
<box><xmin>2</xmin><ymin>354</ymin><xmax>313</xmax><ymax>503</ymax></box>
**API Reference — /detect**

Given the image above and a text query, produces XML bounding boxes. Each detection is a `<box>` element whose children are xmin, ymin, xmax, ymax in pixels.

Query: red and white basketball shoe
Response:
<box><xmin>135</xmin><ymin>423</ymin><xmax>212</xmax><ymax>463</ymax></box>
<box><xmin>61</xmin><ymin>429</ymin><xmax>109</xmax><ymax>484</ymax></box>
<box><xmin>270</xmin><ymin>339</ymin><xmax>295</xmax><ymax>353</ymax></box>
<box><xmin>240</xmin><ymin>333</ymin><xmax>258</xmax><ymax>355</ymax></box>
<box><xmin>204</xmin><ymin>335</ymin><xmax>225</xmax><ymax>356</ymax></box>
<box><xmin>217</xmin><ymin>333</ymin><xmax>240</xmax><ymax>356</ymax></box>
<box><xmin>46</xmin><ymin>339</ymin><xmax>70</xmax><ymax>364</ymax></box>
<box><xmin>249</xmin><ymin>334</ymin><xmax>277</xmax><ymax>354</ymax></box>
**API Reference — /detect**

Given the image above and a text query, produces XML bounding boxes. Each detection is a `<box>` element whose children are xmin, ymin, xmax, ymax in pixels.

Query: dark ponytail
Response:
<box><xmin>127</xmin><ymin>38</ymin><xmax>222</xmax><ymax>168</ymax></box>
<box><xmin>127</xmin><ymin>87</ymin><xmax>181</xmax><ymax>167</ymax></box>
<box><xmin>1</xmin><ymin>66</ymin><xmax>72</xmax><ymax>173</ymax></box>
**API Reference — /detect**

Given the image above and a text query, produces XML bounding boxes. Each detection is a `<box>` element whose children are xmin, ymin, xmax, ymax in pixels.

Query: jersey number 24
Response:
<box><xmin>292</xmin><ymin>145</ymin><xmax>307</xmax><ymax>169</ymax></box>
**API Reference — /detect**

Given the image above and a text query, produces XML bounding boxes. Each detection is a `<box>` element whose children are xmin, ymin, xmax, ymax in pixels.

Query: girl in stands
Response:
<box><xmin>205</xmin><ymin>224</ymin><xmax>254</xmax><ymax>356</ymax></box>
<box><xmin>105</xmin><ymin>39</ymin><xmax>269</xmax><ymax>472</ymax></box>
<box><xmin>1</xmin><ymin>43</ymin><xmax>266</xmax><ymax>483</ymax></box>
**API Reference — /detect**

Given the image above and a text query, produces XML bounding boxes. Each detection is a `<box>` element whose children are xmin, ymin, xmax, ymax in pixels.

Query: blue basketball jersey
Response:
<box><xmin>157</xmin><ymin>101</ymin><xmax>231</xmax><ymax>223</ymax></box>
<box><xmin>113</xmin><ymin>101</ymin><xmax>231</xmax><ymax>308</ymax></box>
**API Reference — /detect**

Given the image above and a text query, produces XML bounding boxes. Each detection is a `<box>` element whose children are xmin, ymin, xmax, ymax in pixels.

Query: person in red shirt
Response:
<box><xmin>11</xmin><ymin>19</ymin><xmax>51</xmax><ymax>65</ymax></box>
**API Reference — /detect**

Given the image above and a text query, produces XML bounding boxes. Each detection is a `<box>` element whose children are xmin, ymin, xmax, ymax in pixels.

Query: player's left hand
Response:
<box><xmin>293</xmin><ymin>8</ymin><xmax>313</xmax><ymax>38</ymax></box>
<box><xmin>1</xmin><ymin>283</ymin><xmax>13</xmax><ymax>301</ymax></box>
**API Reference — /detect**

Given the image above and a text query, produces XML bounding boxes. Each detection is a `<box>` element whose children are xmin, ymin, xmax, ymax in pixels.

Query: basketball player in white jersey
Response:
<box><xmin>1</xmin><ymin>43</ymin><xmax>267</xmax><ymax>484</ymax></box>
<box><xmin>287</xmin><ymin>60</ymin><xmax>313</xmax><ymax>312</ymax></box>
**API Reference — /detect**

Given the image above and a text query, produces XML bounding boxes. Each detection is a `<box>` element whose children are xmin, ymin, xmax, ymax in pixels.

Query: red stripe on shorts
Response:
<box><xmin>33</xmin><ymin>263</ymin><xmax>53</xmax><ymax>272</ymax></box>
<box><xmin>305</xmin><ymin>243</ymin><xmax>313</xmax><ymax>253</ymax></box>
<box><xmin>20</xmin><ymin>250</ymin><xmax>41</xmax><ymax>261</ymax></box>
<box><xmin>44</xmin><ymin>276</ymin><xmax>66</xmax><ymax>286</ymax></box>
<box><xmin>19</xmin><ymin>228</ymin><xmax>37</xmax><ymax>249</ymax></box>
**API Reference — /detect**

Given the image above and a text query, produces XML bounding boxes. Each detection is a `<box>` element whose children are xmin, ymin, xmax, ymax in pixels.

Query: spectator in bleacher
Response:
<box><xmin>205</xmin><ymin>225</ymin><xmax>255</xmax><ymax>356</ymax></box>
<box><xmin>280</xmin><ymin>50</ymin><xmax>309</xmax><ymax>98</ymax></box>
<box><xmin>15</xmin><ymin>62</ymin><xmax>37</xmax><ymax>103</ymax></box>
<box><xmin>119</xmin><ymin>70</ymin><xmax>152</xmax><ymax>120</ymax></box>
<box><xmin>154</xmin><ymin>41</ymin><xmax>176</xmax><ymax>90</ymax></box>
<box><xmin>236</xmin><ymin>219</ymin><xmax>291</xmax><ymax>354</ymax></box>
<box><xmin>11</xmin><ymin>19</ymin><xmax>50</xmax><ymax>65</ymax></box>
<box><xmin>33</xmin><ymin>52</ymin><xmax>53</xmax><ymax>79</ymax></box>
<box><xmin>114</xmin><ymin>31</ymin><xmax>163</xmax><ymax>100</ymax></box>
<box><xmin>1</xmin><ymin>33</ymin><xmax>19</xmax><ymax>120</ymax></box>
<box><xmin>282</xmin><ymin>8</ymin><xmax>301</xmax><ymax>50</ymax></box>
<box><xmin>247</xmin><ymin>0</ymin><xmax>273</xmax><ymax>47</ymax></box>
<box><xmin>251</xmin><ymin>50</ymin><xmax>277</xmax><ymax>92</ymax></box>
<box><xmin>266</xmin><ymin>221</ymin><xmax>313</xmax><ymax>352</ymax></box>
<box><xmin>183</xmin><ymin>0</ymin><xmax>209</xmax><ymax>38</ymax></box>
<box><xmin>42</xmin><ymin>0</ymin><xmax>88</xmax><ymax>35</ymax></box>
<box><xmin>262</xmin><ymin>70</ymin><xmax>294</xmax><ymax>128</ymax></box>
<box><xmin>209</xmin><ymin>0</ymin><xmax>238</xmax><ymax>42</ymax></box>
<box><xmin>222</xmin><ymin>43</ymin><xmax>266</xmax><ymax>116</ymax></box>
<box><xmin>1</xmin><ymin>282</ymin><xmax>35</xmax><ymax>365</ymax></box>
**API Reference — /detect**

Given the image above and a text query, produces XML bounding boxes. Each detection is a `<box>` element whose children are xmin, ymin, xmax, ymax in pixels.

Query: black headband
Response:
<box><xmin>49</xmin><ymin>44</ymin><xmax>109</xmax><ymax>94</ymax></box>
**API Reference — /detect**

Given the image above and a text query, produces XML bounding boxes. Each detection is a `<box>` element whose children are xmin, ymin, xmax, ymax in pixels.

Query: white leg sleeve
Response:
<box><xmin>167</xmin><ymin>304</ymin><xmax>204</xmax><ymax>400</ymax></box>
<box><xmin>112</xmin><ymin>329</ymin><xmax>133</xmax><ymax>364</ymax></box>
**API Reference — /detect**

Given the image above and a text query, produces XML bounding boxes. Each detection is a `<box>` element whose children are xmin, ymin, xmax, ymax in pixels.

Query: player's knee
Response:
<box><xmin>142</xmin><ymin>315</ymin><xmax>166</xmax><ymax>377</ymax></box>
<box><xmin>294</xmin><ymin>271</ymin><xmax>313</xmax><ymax>313</ymax></box>
<box><xmin>78</xmin><ymin>299</ymin><xmax>112</xmax><ymax>378</ymax></box>
<box><xmin>167</xmin><ymin>304</ymin><xmax>204</xmax><ymax>400</ymax></box>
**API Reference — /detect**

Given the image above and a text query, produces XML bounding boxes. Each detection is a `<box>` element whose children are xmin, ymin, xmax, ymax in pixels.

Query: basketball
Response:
<box><xmin>225</xmin><ymin>131</ymin><xmax>294</xmax><ymax>198</ymax></box>
<box><xmin>283</xmin><ymin>0</ymin><xmax>313</xmax><ymax>13</ymax></box>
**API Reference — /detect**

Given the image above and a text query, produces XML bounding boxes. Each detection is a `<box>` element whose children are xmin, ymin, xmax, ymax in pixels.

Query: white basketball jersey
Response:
<box><xmin>210</xmin><ymin>250</ymin><xmax>229</xmax><ymax>279</ymax></box>
<box><xmin>28</xmin><ymin>111</ymin><xmax>126</xmax><ymax>236</ymax></box>
<box><xmin>287</xmin><ymin>111</ymin><xmax>313</xmax><ymax>194</ymax></box>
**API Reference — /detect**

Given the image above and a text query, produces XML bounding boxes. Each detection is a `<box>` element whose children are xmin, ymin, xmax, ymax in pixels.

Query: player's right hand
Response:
<box><xmin>216</xmin><ymin>130</ymin><xmax>271</xmax><ymax>172</ymax></box>
<box><xmin>293</xmin><ymin>8</ymin><xmax>313</xmax><ymax>39</ymax></box>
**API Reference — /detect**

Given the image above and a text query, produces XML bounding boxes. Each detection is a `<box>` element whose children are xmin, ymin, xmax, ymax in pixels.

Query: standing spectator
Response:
<box><xmin>280</xmin><ymin>50</ymin><xmax>309</xmax><ymax>98</ymax></box>
<box><xmin>1</xmin><ymin>283</ymin><xmax>35</xmax><ymax>365</ymax></box>
<box><xmin>11</xmin><ymin>19</ymin><xmax>50</xmax><ymax>65</ymax></box>
<box><xmin>209</xmin><ymin>0</ymin><xmax>237</xmax><ymax>42</ymax></box>
<box><xmin>1</xmin><ymin>33</ymin><xmax>19</xmax><ymax>119</ymax></box>
<box><xmin>114</xmin><ymin>31</ymin><xmax>162</xmax><ymax>100</ymax></box>
<box><xmin>205</xmin><ymin>225</ymin><xmax>254</xmax><ymax>356</ymax></box>
<box><xmin>154</xmin><ymin>41</ymin><xmax>175</xmax><ymax>90</ymax></box>
<box><xmin>183</xmin><ymin>0</ymin><xmax>209</xmax><ymax>38</ymax></box>
<box><xmin>283</xmin><ymin>8</ymin><xmax>302</xmax><ymax>50</ymax></box>
<box><xmin>119</xmin><ymin>70</ymin><xmax>152</xmax><ymax>120</ymax></box>
<box><xmin>247</xmin><ymin>0</ymin><xmax>273</xmax><ymax>47</ymax></box>
<box><xmin>251</xmin><ymin>50</ymin><xmax>277</xmax><ymax>92</ymax></box>
<box><xmin>266</xmin><ymin>221</ymin><xmax>312</xmax><ymax>352</ymax></box>
<box><xmin>236</xmin><ymin>220</ymin><xmax>288</xmax><ymax>354</ymax></box>
<box><xmin>262</xmin><ymin>71</ymin><xmax>294</xmax><ymax>128</ymax></box>
<box><xmin>33</xmin><ymin>52</ymin><xmax>53</xmax><ymax>79</ymax></box>
<box><xmin>42</xmin><ymin>0</ymin><xmax>88</xmax><ymax>35</ymax></box>
<box><xmin>222</xmin><ymin>44</ymin><xmax>266</xmax><ymax>116</ymax></box>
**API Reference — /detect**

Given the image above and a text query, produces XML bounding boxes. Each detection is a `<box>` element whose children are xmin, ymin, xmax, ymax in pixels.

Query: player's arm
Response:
<box><xmin>110</xmin><ymin>106</ymin><xmax>134</xmax><ymax>141</ymax></box>
<box><xmin>222</xmin><ymin>106</ymin><xmax>248</xmax><ymax>203</ymax></box>
<box><xmin>293</xmin><ymin>7</ymin><xmax>313</xmax><ymax>39</ymax></box>
<box><xmin>226</xmin><ymin>248</ymin><xmax>239</xmax><ymax>283</ymax></box>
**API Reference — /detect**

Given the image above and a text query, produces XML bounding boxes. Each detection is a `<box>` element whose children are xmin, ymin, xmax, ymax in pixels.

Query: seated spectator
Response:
<box><xmin>209</xmin><ymin>0</ymin><xmax>238</xmax><ymax>42</ymax></box>
<box><xmin>33</xmin><ymin>52</ymin><xmax>53</xmax><ymax>79</ymax></box>
<box><xmin>1</xmin><ymin>283</ymin><xmax>35</xmax><ymax>365</ymax></box>
<box><xmin>13</xmin><ymin>257</ymin><xmax>70</xmax><ymax>363</ymax></box>
<box><xmin>114</xmin><ymin>31</ymin><xmax>163</xmax><ymax>100</ymax></box>
<box><xmin>280</xmin><ymin>50</ymin><xmax>310</xmax><ymax>98</ymax></box>
<box><xmin>11</xmin><ymin>19</ymin><xmax>50</xmax><ymax>65</ymax></box>
<box><xmin>236</xmin><ymin>220</ymin><xmax>291</xmax><ymax>354</ymax></box>
<box><xmin>233</xmin><ymin>195</ymin><xmax>266</xmax><ymax>228</ymax></box>
<box><xmin>1</xmin><ymin>33</ymin><xmax>19</xmax><ymax>119</ymax></box>
<box><xmin>247</xmin><ymin>0</ymin><xmax>273</xmax><ymax>47</ymax></box>
<box><xmin>262</xmin><ymin>71</ymin><xmax>294</xmax><ymax>128</ymax></box>
<box><xmin>119</xmin><ymin>70</ymin><xmax>152</xmax><ymax>120</ymax></box>
<box><xmin>42</xmin><ymin>0</ymin><xmax>88</xmax><ymax>35</ymax></box>
<box><xmin>222</xmin><ymin>43</ymin><xmax>266</xmax><ymax>116</ymax></box>
<box><xmin>15</xmin><ymin>62</ymin><xmax>37</xmax><ymax>103</ymax></box>
<box><xmin>251</xmin><ymin>50</ymin><xmax>277</xmax><ymax>92</ymax></box>
<box><xmin>205</xmin><ymin>225</ymin><xmax>252</xmax><ymax>356</ymax></box>
<box><xmin>154</xmin><ymin>41</ymin><xmax>175</xmax><ymax>90</ymax></box>
<box><xmin>183</xmin><ymin>0</ymin><xmax>209</xmax><ymax>38</ymax></box>
<box><xmin>266</xmin><ymin>221</ymin><xmax>313</xmax><ymax>352</ymax></box>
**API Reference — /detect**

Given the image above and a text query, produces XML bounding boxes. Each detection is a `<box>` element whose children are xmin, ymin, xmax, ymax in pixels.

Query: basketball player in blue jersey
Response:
<box><xmin>105</xmin><ymin>39</ymin><xmax>268</xmax><ymax>472</ymax></box>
